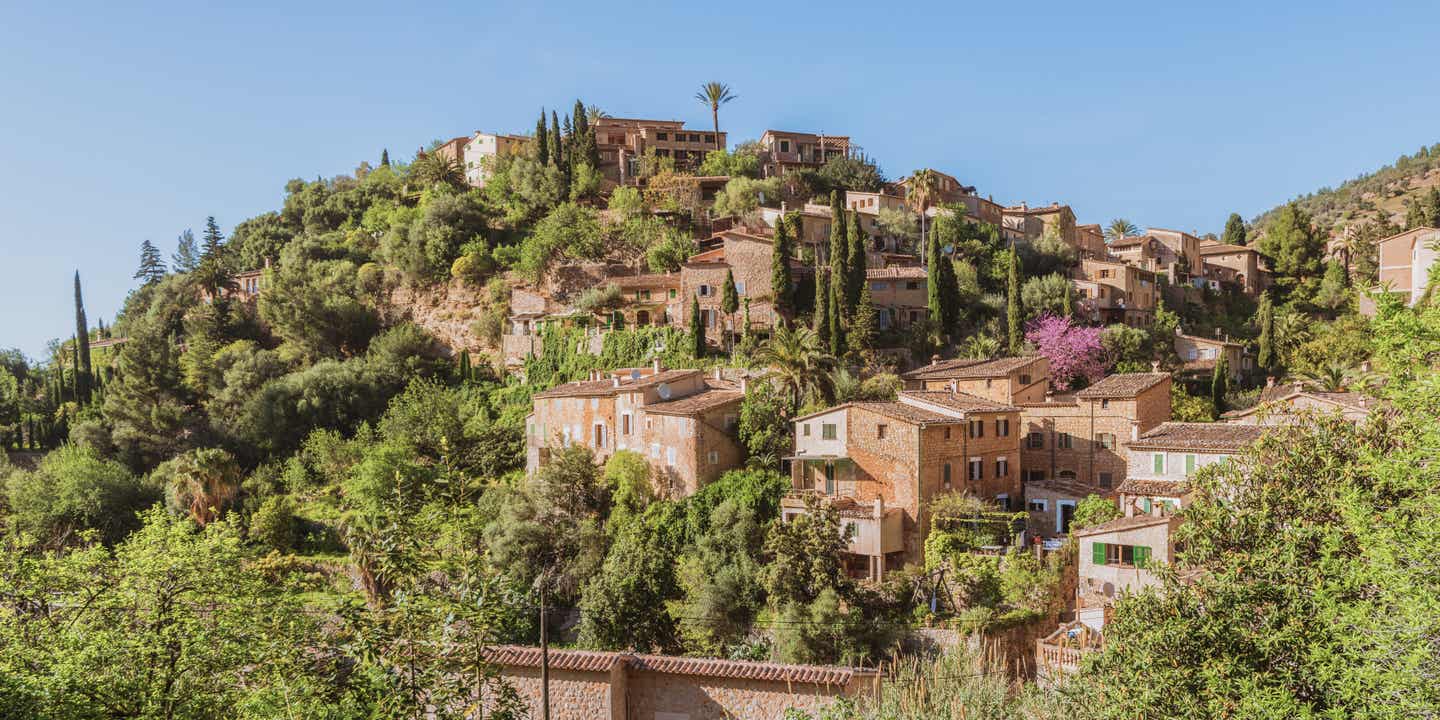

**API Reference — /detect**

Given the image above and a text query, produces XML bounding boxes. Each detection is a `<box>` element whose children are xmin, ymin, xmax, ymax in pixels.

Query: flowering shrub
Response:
<box><xmin>1025</xmin><ymin>313</ymin><xmax>1108</xmax><ymax>390</ymax></box>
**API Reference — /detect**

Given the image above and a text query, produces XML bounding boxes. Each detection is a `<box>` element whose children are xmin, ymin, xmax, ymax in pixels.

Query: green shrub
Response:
<box><xmin>249</xmin><ymin>496</ymin><xmax>300</xmax><ymax>552</ymax></box>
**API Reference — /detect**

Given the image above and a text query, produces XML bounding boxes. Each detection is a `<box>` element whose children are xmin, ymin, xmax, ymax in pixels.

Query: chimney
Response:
<box><xmin>263</xmin><ymin>256</ymin><xmax>271</xmax><ymax>270</ymax></box>
<box><xmin>713</xmin><ymin>367</ymin><xmax>723</xmax><ymax>382</ymax></box>
<box><xmin>1151</xmin><ymin>360</ymin><xmax>1161</xmax><ymax>373</ymax></box>
<box><xmin>1214</xmin><ymin>328</ymin><xmax>1223</xmax><ymax>339</ymax></box>
<box><xmin>948</xmin><ymin>379</ymin><xmax>958</xmax><ymax>395</ymax></box>
<box><xmin>740</xmin><ymin>375</ymin><xmax>749</xmax><ymax>394</ymax></box>
<box><xmin>612</xmin><ymin>375</ymin><xmax>620</xmax><ymax>388</ymax></box>
<box><xmin>931</xmin><ymin>354</ymin><xmax>941</xmax><ymax>365</ymax></box>
<box><xmin>1131</xmin><ymin>421</ymin><xmax>1140</xmax><ymax>442</ymax></box>
<box><xmin>1266</xmin><ymin>376</ymin><xmax>1275</xmax><ymax>388</ymax></box>
<box><xmin>652</xmin><ymin>358</ymin><xmax>662</xmax><ymax>374</ymax></box>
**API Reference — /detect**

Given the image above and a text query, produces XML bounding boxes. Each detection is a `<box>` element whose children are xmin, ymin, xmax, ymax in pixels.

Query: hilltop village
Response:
<box><xmin>2</xmin><ymin>96</ymin><xmax>1430</xmax><ymax>719</ymax></box>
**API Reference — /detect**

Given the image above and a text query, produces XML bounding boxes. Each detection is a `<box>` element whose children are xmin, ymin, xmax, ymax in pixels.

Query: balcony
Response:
<box><xmin>1034</xmin><ymin>621</ymin><xmax>1101</xmax><ymax>679</ymax></box>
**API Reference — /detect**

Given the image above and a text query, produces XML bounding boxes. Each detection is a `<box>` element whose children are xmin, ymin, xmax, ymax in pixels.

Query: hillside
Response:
<box><xmin>1254</xmin><ymin>141</ymin><xmax>1440</xmax><ymax>235</ymax></box>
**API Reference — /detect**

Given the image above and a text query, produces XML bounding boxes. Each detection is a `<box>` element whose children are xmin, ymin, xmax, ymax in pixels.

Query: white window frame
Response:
<box><xmin>1056</xmin><ymin>500</ymin><xmax>1077</xmax><ymax>534</ymax></box>
<box><xmin>1029</xmin><ymin>499</ymin><xmax>1048</xmax><ymax>512</ymax></box>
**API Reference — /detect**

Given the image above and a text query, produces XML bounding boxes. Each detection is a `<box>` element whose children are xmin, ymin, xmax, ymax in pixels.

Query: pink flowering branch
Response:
<box><xmin>1025</xmin><ymin>313</ymin><xmax>1109</xmax><ymax>391</ymax></box>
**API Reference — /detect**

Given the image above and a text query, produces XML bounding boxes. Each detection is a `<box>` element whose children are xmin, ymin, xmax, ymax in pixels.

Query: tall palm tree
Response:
<box><xmin>1105</xmin><ymin>218</ymin><xmax>1139</xmax><ymax>243</ymax></box>
<box><xmin>695</xmin><ymin>82</ymin><xmax>737</xmax><ymax>151</ymax></box>
<box><xmin>754</xmin><ymin>323</ymin><xmax>834</xmax><ymax>412</ymax></box>
<box><xmin>1294</xmin><ymin>362</ymin><xmax>1359</xmax><ymax>392</ymax></box>
<box><xmin>908</xmin><ymin>169</ymin><xmax>939</xmax><ymax>262</ymax></box>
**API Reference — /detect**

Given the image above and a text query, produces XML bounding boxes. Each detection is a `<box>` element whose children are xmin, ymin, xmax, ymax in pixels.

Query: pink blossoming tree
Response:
<box><xmin>1025</xmin><ymin>313</ymin><xmax>1109</xmax><ymax>390</ymax></box>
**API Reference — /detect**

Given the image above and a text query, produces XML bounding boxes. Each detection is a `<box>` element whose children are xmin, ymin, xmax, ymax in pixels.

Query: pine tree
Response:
<box><xmin>134</xmin><ymin>239</ymin><xmax>167</xmax><ymax>284</ymax></box>
<box><xmin>73</xmin><ymin>272</ymin><xmax>92</xmax><ymax>406</ymax></box>
<box><xmin>536</xmin><ymin>110</ymin><xmax>550</xmax><ymax>166</ymax></box>
<box><xmin>846</xmin><ymin>209</ymin><xmax>865</xmax><ymax>312</ymax></box>
<box><xmin>1257</xmin><ymin>291</ymin><xmax>1276</xmax><ymax>372</ymax></box>
<box><xmin>690</xmin><ymin>295</ymin><xmax>706</xmax><ymax>359</ymax></box>
<box><xmin>1405</xmin><ymin>199</ymin><xmax>1427</xmax><ymax>230</ymax></box>
<box><xmin>770</xmin><ymin>215</ymin><xmax>795</xmax><ymax>319</ymax></box>
<box><xmin>201</xmin><ymin>216</ymin><xmax>225</xmax><ymax>259</ymax></box>
<box><xmin>173</xmin><ymin>229</ymin><xmax>200</xmax><ymax>273</ymax></box>
<box><xmin>1222</xmin><ymin>213</ymin><xmax>1247</xmax><ymax>246</ymax></box>
<box><xmin>1006</xmin><ymin>247</ymin><xmax>1022</xmax><ymax>355</ymax></box>
<box><xmin>549</xmin><ymin>110</ymin><xmax>565</xmax><ymax>174</ymax></box>
<box><xmin>813</xmin><ymin>253</ymin><xmax>830</xmax><ymax>349</ymax></box>
<box><xmin>380</xmin><ymin>148</ymin><xmax>390</xmax><ymax>167</ymax></box>
<box><xmin>722</xmin><ymin>269</ymin><xmax>740</xmax><ymax>352</ymax></box>
<box><xmin>1211</xmin><ymin>352</ymin><xmax>1230</xmax><ymax>417</ymax></box>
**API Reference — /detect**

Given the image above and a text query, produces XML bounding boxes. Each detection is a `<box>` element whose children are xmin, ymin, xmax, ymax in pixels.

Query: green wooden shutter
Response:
<box><xmin>1134</xmin><ymin>546</ymin><xmax>1151</xmax><ymax>568</ymax></box>
<box><xmin>1092</xmin><ymin>542</ymin><xmax>1107</xmax><ymax>565</ymax></box>
<box><xmin>1142</xmin><ymin>498</ymin><xmax>1153</xmax><ymax>513</ymax></box>
<box><xmin>1153</xmin><ymin>453</ymin><xmax>1165</xmax><ymax>474</ymax></box>
<box><xmin>1185</xmin><ymin>454</ymin><xmax>1196</xmax><ymax>474</ymax></box>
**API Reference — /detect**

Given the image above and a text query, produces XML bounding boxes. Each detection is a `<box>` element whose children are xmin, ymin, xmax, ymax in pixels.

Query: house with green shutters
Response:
<box><xmin>1073</xmin><ymin>514</ymin><xmax>1179</xmax><ymax>630</ymax></box>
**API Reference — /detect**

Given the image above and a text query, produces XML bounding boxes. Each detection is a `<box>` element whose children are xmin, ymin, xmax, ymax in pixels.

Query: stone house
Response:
<box><xmin>483</xmin><ymin>645</ymin><xmax>879</xmax><ymax>720</ymax></box>
<box><xmin>678</xmin><ymin>230</ymin><xmax>809</xmax><ymax>340</ymax></box>
<box><xmin>463</xmin><ymin>131</ymin><xmax>529</xmax><ymax>187</ymax></box>
<box><xmin>787</xmin><ymin>389</ymin><xmax>1023</xmax><ymax>573</ymax></box>
<box><xmin>894</xmin><ymin>170</ymin><xmax>1005</xmax><ymax>227</ymax></box>
<box><xmin>1174</xmin><ymin>332</ymin><xmax>1250</xmax><ymax>381</ymax></box>
<box><xmin>1003</xmin><ymin>203</ymin><xmax>1078</xmax><ymax>249</ymax></box>
<box><xmin>865</xmin><ymin>266</ymin><xmax>929</xmax><ymax>331</ymax></box>
<box><xmin>608</xmin><ymin>273</ymin><xmax>682</xmax><ymax>329</ymax></box>
<box><xmin>1074</xmin><ymin>513</ymin><xmax>1180</xmax><ymax>626</ymax></box>
<box><xmin>428</xmin><ymin>135</ymin><xmax>470</xmax><ymax>169</ymax></box>
<box><xmin>758</xmin><ymin>130</ymin><xmax>850</xmax><ymax>178</ymax></box>
<box><xmin>1223</xmin><ymin>380</ymin><xmax>1376</xmax><ymax>425</ymax></box>
<box><xmin>1016</xmin><ymin>372</ymin><xmax>1172</xmax><ymax>492</ymax></box>
<box><xmin>1146</xmin><ymin>228</ymin><xmax>1204</xmax><ymax>279</ymax></box>
<box><xmin>1122</xmin><ymin>422</ymin><xmax>1263</xmax><ymax>490</ymax></box>
<box><xmin>1362</xmin><ymin>226</ymin><xmax>1440</xmax><ymax>314</ymax></box>
<box><xmin>1024</xmin><ymin>476</ymin><xmax>1111</xmax><ymax>542</ymax></box>
<box><xmin>200</xmin><ymin>264</ymin><xmax>268</xmax><ymax>304</ymax></box>
<box><xmin>1075</xmin><ymin>258</ymin><xmax>1157</xmax><ymax>326</ymax></box>
<box><xmin>1074</xmin><ymin>223</ymin><xmax>1108</xmax><ymax>259</ymax></box>
<box><xmin>1105</xmin><ymin>234</ymin><xmax>1164</xmax><ymax>273</ymax></box>
<box><xmin>593</xmin><ymin>117</ymin><xmax>725</xmax><ymax>183</ymax></box>
<box><xmin>526</xmin><ymin>364</ymin><xmax>745</xmax><ymax>498</ymax></box>
<box><xmin>501</xmin><ymin>288</ymin><xmax>576</xmax><ymax>368</ymax></box>
<box><xmin>1198</xmin><ymin>241</ymin><xmax>1270</xmax><ymax>297</ymax></box>
<box><xmin>900</xmin><ymin>355</ymin><xmax>1050</xmax><ymax>403</ymax></box>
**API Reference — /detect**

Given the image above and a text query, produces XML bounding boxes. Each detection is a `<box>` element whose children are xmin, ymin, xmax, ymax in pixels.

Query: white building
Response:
<box><xmin>463</xmin><ymin>131</ymin><xmax>529</xmax><ymax>187</ymax></box>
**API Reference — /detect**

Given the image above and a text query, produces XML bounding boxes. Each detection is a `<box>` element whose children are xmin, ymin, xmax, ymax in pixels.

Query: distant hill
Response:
<box><xmin>1254</xmin><ymin>141</ymin><xmax>1440</xmax><ymax>237</ymax></box>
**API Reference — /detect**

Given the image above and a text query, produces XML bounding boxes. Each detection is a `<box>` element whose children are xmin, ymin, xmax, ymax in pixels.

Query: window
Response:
<box><xmin>944</xmin><ymin>427</ymin><xmax>952</xmax><ymax>440</ymax></box>
<box><xmin>1098</xmin><ymin>472</ymin><xmax>1113</xmax><ymax>489</ymax></box>
<box><xmin>803</xmin><ymin>424</ymin><xmax>811</xmax><ymax>437</ymax></box>
<box><xmin>779</xmin><ymin>140</ymin><xmax>791</xmax><ymax>153</ymax></box>
<box><xmin>1058</xmin><ymin>432</ymin><xmax>1073</xmax><ymax>449</ymax></box>
<box><xmin>668</xmin><ymin>289</ymin><xmax>677</xmax><ymax>299</ymax></box>
<box><xmin>689</xmin><ymin>133</ymin><xmax>701</xmax><ymax>142</ymax></box>
<box><xmin>1184</xmin><ymin>454</ymin><xmax>1196</xmax><ymax>474</ymax></box>
<box><xmin>666</xmin><ymin>447</ymin><xmax>677</xmax><ymax>466</ymax></box>
<box><xmin>656</xmin><ymin>132</ymin><xmax>668</xmax><ymax>141</ymax></box>
<box><xmin>638</xmin><ymin>289</ymin><xmax>651</xmax><ymax>301</ymax></box>
<box><xmin>1152</xmin><ymin>453</ymin><xmax>1166</xmax><ymax>475</ymax></box>
<box><xmin>822</xmin><ymin>423</ymin><xmax>837</xmax><ymax>440</ymax></box>
<box><xmin>708</xmin><ymin>450</ymin><xmax>719</xmax><ymax>465</ymax></box>
<box><xmin>650</xmin><ymin>443</ymin><xmax>660</xmax><ymax>458</ymax></box>
<box><xmin>1027</xmin><ymin>432</ymin><xmax>1044</xmax><ymax>449</ymax></box>
<box><xmin>1093</xmin><ymin>542</ymin><xmax>1152</xmax><ymax>568</ymax></box>
<box><xmin>1098</xmin><ymin>433</ymin><xmax>1115</xmax><ymax>449</ymax></box>
<box><xmin>735</xmin><ymin>281</ymin><xmax>746</xmax><ymax>295</ymax></box>
<box><xmin>704</xmin><ymin>134</ymin><xmax>715</xmax><ymax>144</ymax></box>
<box><xmin>1025</xmin><ymin>469</ymin><xmax>1046</xmax><ymax>483</ymax></box>
<box><xmin>1029</xmin><ymin>499</ymin><xmax>1048</xmax><ymax>512</ymax></box>
<box><xmin>995</xmin><ymin>458</ymin><xmax>1008</xmax><ymax>478</ymax></box>
<box><xmin>996</xmin><ymin>494</ymin><xmax>1011</xmax><ymax>511</ymax></box>
<box><xmin>876</xmin><ymin>424</ymin><xmax>887</xmax><ymax>439</ymax></box>
<box><xmin>905</xmin><ymin>281</ymin><xmax>919</xmax><ymax>290</ymax></box>
<box><xmin>968</xmin><ymin>420</ymin><xmax>984</xmax><ymax>439</ymax></box>
<box><xmin>968</xmin><ymin>458</ymin><xmax>983</xmax><ymax>481</ymax></box>
<box><xmin>698</xmin><ymin>285</ymin><xmax>711</xmax><ymax>297</ymax></box>
<box><xmin>622</xmin><ymin>413</ymin><xmax>632</xmax><ymax>435</ymax></box>
<box><xmin>942</xmin><ymin>463</ymin><xmax>952</xmax><ymax>489</ymax></box>
<box><xmin>1101</xmin><ymin>399</ymin><xmax>1110</xmax><ymax>409</ymax></box>
<box><xmin>995</xmin><ymin>419</ymin><xmax>1010</xmax><ymax>437</ymax></box>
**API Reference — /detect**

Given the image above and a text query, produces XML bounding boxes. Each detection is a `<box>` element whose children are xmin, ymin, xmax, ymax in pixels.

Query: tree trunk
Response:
<box><xmin>712</xmin><ymin>107</ymin><xmax>721</xmax><ymax>150</ymax></box>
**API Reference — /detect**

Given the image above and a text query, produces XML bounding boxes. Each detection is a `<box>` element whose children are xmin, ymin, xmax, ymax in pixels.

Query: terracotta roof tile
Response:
<box><xmin>902</xmin><ymin>356</ymin><xmax>1043</xmax><ymax>380</ymax></box>
<box><xmin>484</xmin><ymin>646</ymin><xmax>875</xmax><ymax>685</ymax></box>
<box><xmin>1076</xmin><ymin>373</ymin><xmax>1170</xmax><ymax>398</ymax></box>
<box><xmin>850</xmin><ymin>401</ymin><xmax>960</xmax><ymax>425</ymax></box>
<box><xmin>899</xmin><ymin>390</ymin><xmax>1018</xmax><ymax>414</ymax></box>
<box><xmin>533</xmin><ymin>369</ymin><xmax>699</xmax><ymax>399</ymax></box>
<box><xmin>1198</xmin><ymin>243</ymin><xmax>1257</xmax><ymax>256</ymax></box>
<box><xmin>1073</xmin><ymin>513</ymin><xmax>1176</xmax><ymax>537</ymax></box>
<box><xmin>1125</xmin><ymin>422</ymin><xmax>1265</xmax><ymax>452</ymax></box>
<box><xmin>866</xmin><ymin>266</ymin><xmax>928</xmax><ymax>280</ymax></box>
<box><xmin>642</xmin><ymin>386</ymin><xmax>744</xmax><ymax>416</ymax></box>
<box><xmin>613</xmin><ymin>273</ymin><xmax>680</xmax><ymax>289</ymax></box>
<box><xmin>1116</xmin><ymin>478</ymin><xmax>1190</xmax><ymax>496</ymax></box>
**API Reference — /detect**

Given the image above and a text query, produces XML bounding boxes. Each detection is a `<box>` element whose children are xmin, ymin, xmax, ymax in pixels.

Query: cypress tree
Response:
<box><xmin>73</xmin><ymin>271</ymin><xmax>92</xmax><ymax>406</ymax></box>
<box><xmin>1211</xmin><ymin>352</ymin><xmax>1230</xmax><ymax>416</ymax></box>
<box><xmin>722</xmin><ymin>269</ymin><xmax>739</xmax><ymax>352</ymax></box>
<box><xmin>770</xmin><ymin>215</ymin><xmax>795</xmax><ymax>319</ymax></box>
<box><xmin>536</xmin><ymin>110</ymin><xmax>550</xmax><ymax>166</ymax></box>
<box><xmin>828</xmin><ymin>192</ymin><xmax>848</xmax><ymax>314</ymax></box>
<box><xmin>1062</xmin><ymin>280</ymin><xmax>1073</xmax><ymax>318</ymax></box>
<box><xmin>1256</xmin><ymin>291</ymin><xmax>1276</xmax><ymax>372</ymax></box>
<box><xmin>690</xmin><ymin>295</ymin><xmax>705</xmax><ymax>359</ymax></box>
<box><xmin>134</xmin><ymin>240</ymin><xmax>167</xmax><ymax>284</ymax></box>
<box><xmin>828</xmin><ymin>267</ymin><xmax>845</xmax><ymax>357</ymax></box>
<box><xmin>571</xmin><ymin>99</ymin><xmax>598</xmax><ymax>169</ymax></box>
<box><xmin>849</xmin><ymin>282</ymin><xmax>877</xmax><ymax>362</ymax></box>
<box><xmin>459</xmin><ymin>350</ymin><xmax>472</xmax><ymax>384</ymax></box>
<box><xmin>926</xmin><ymin>232</ymin><xmax>945</xmax><ymax>345</ymax></box>
<box><xmin>550</xmin><ymin>110</ymin><xmax>565</xmax><ymax>175</ymax></box>
<box><xmin>380</xmin><ymin>148</ymin><xmax>390</xmax><ymax>167</ymax></box>
<box><xmin>846</xmin><ymin>209</ymin><xmax>865</xmax><ymax>313</ymax></box>
<box><xmin>813</xmin><ymin>253</ymin><xmax>830</xmax><ymax>349</ymax></box>
<box><xmin>1007</xmin><ymin>247</ymin><xmax>1023</xmax><ymax>355</ymax></box>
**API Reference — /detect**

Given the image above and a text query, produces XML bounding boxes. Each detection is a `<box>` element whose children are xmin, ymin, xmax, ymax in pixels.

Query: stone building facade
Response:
<box><xmin>483</xmin><ymin>645</ymin><xmax>879</xmax><ymax>720</ymax></box>
<box><xmin>526</xmin><ymin>365</ymin><xmax>744</xmax><ymax>497</ymax></box>
<box><xmin>679</xmin><ymin>230</ymin><xmax>808</xmax><ymax>340</ymax></box>
<box><xmin>900</xmin><ymin>356</ymin><xmax>1050</xmax><ymax>404</ymax></box>
<box><xmin>1016</xmin><ymin>373</ymin><xmax>1172</xmax><ymax>492</ymax></box>
<box><xmin>788</xmin><ymin>390</ymin><xmax>1023</xmax><ymax>571</ymax></box>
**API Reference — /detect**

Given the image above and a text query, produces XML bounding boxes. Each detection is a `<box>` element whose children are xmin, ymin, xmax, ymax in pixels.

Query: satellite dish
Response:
<box><xmin>630</xmin><ymin>369</ymin><xmax>641</xmax><ymax>381</ymax></box>
<box><xmin>657</xmin><ymin>383</ymin><xmax>672</xmax><ymax>400</ymax></box>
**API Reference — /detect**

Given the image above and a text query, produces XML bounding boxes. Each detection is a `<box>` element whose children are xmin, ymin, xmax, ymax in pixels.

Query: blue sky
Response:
<box><xmin>3</xmin><ymin>0</ymin><xmax>1439</xmax><ymax>359</ymax></box>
